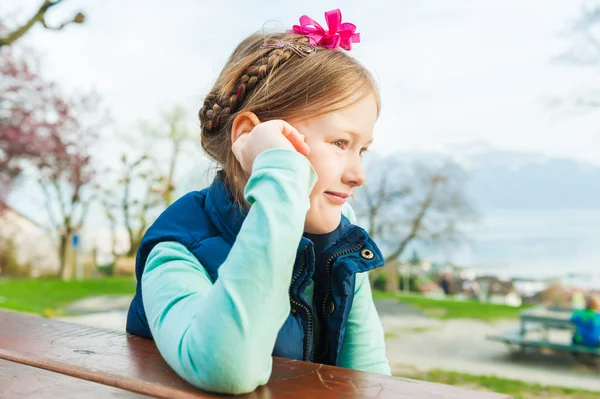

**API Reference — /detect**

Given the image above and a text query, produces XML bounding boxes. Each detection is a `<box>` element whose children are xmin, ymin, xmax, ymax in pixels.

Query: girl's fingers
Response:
<box><xmin>295</xmin><ymin>136</ymin><xmax>311</xmax><ymax>156</ymax></box>
<box><xmin>280</xmin><ymin>121</ymin><xmax>310</xmax><ymax>156</ymax></box>
<box><xmin>231</xmin><ymin>133</ymin><xmax>249</xmax><ymax>166</ymax></box>
<box><xmin>288</xmin><ymin>132</ymin><xmax>310</xmax><ymax>155</ymax></box>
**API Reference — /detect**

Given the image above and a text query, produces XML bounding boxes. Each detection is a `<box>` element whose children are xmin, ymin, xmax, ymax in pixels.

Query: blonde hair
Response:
<box><xmin>586</xmin><ymin>296</ymin><xmax>600</xmax><ymax>311</ymax></box>
<box><xmin>198</xmin><ymin>31</ymin><xmax>380</xmax><ymax>205</ymax></box>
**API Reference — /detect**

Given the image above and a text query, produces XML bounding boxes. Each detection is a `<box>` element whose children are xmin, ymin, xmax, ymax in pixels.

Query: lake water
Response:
<box><xmin>414</xmin><ymin>209</ymin><xmax>600</xmax><ymax>288</ymax></box>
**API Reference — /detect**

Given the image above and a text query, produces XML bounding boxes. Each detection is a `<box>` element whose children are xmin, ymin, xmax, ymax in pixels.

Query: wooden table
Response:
<box><xmin>0</xmin><ymin>310</ymin><xmax>512</xmax><ymax>398</ymax></box>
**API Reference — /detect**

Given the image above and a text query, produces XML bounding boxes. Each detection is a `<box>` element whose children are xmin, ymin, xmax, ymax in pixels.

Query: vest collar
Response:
<box><xmin>204</xmin><ymin>172</ymin><xmax>352</xmax><ymax>252</ymax></box>
<box><xmin>204</xmin><ymin>172</ymin><xmax>248</xmax><ymax>244</ymax></box>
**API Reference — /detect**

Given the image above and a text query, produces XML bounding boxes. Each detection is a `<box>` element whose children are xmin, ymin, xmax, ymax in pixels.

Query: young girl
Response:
<box><xmin>126</xmin><ymin>9</ymin><xmax>391</xmax><ymax>394</ymax></box>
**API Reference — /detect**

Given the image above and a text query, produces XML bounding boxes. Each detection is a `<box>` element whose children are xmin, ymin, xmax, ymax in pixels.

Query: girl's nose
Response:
<box><xmin>342</xmin><ymin>156</ymin><xmax>366</xmax><ymax>187</ymax></box>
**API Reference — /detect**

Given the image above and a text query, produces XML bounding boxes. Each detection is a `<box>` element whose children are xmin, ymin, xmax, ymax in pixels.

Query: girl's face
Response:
<box><xmin>291</xmin><ymin>93</ymin><xmax>377</xmax><ymax>234</ymax></box>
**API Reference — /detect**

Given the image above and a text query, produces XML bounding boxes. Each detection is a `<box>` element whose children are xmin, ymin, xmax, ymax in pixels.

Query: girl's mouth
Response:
<box><xmin>324</xmin><ymin>191</ymin><xmax>349</xmax><ymax>205</ymax></box>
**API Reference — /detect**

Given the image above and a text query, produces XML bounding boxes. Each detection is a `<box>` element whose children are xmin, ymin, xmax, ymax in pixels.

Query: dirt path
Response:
<box><xmin>376</xmin><ymin>300</ymin><xmax>600</xmax><ymax>392</ymax></box>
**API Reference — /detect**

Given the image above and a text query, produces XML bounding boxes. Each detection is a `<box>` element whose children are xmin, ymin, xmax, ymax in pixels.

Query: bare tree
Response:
<box><xmin>140</xmin><ymin>105</ymin><xmax>196</xmax><ymax>207</ymax></box>
<box><xmin>354</xmin><ymin>156</ymin><xmax>476</xmax><ymax>292</ymax></box>
<box><xmin>36</xmin><ymin>94</ymin><xmax>103</xmax><ymax>279</ymax></box>
<box><xmin>98</xmin><ymin>104</ymin><xmax>200</xmax><ymax>261</ymax></box>
<box><xmin>569</xmin><ymin>4</ymin><xmax>600</xmax><ymax>64</ymax></box>
<box><xmin>553</xmin><ymin>3</ymin><xmax>600</xmax><ymax>110</ymax></box>
<box><xmin>100</xmin><ymin>154</ymin><xmax>164</xmax><ymax>258</ymax></box>
<box><xmin>0</xmin><ymin>0</ymin><xmax>85</xmax><ymax>47</ymax></box>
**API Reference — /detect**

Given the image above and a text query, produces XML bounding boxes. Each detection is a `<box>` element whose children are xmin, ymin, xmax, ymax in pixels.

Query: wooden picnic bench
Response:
<box><xmin>486</xmin><ymin>306</ymin><xmax>600</xmax><ymax>364</ymax></box>
<box><xmin>519</xmin><ymin>307</ymin><xmax>575</xmax><ymax>334</ymax></box>
<box><xmin>0</xmin><ymin>310</ymin><xmax>513</xmax><ymax>398</ymax></box>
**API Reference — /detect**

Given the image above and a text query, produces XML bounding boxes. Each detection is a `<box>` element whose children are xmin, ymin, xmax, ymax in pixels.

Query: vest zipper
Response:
<box><xmin>289</xmin><ymin>255</ymin><xmax>313</xmax><ymax>361</ymax></box>
<box><xmin>320</xmin><ymin>241</ymin><xmax>364</xmax><ymax>362</ymax></box>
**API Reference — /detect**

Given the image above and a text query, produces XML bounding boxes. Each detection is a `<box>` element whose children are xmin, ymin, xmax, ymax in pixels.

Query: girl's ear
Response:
<box><xmin>231</xmin><ymin>112</ymin><xmax>261</xmax><ymax>144</ymax></box>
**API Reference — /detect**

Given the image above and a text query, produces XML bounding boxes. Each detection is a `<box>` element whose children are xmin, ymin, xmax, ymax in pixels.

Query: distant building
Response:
<box><xmin>0</xmin><ymin>204</ymin><xmax>58</xmax><ymax>276</ymax></box>
<box><xmin>476</xmin><ymin>275</ymin><xmax>522</xmax><ymax>307</ymax></box>
<box><xmin>512</xmin><ymin>278</ymin><xmax>548</xmax><ymax>301</ymax></box>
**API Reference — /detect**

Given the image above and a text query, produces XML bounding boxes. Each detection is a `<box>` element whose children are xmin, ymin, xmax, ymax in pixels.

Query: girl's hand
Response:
<box><xmin>232</xmin><ymin>120</ymin><xmax>310</xmax><ymax>175</ymax></box>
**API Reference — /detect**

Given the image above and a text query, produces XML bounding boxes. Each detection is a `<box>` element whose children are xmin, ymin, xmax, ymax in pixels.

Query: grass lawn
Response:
<box><xmin>395</xmin><ymin>368</ymin><xmax>599</xmax><ymax>399</ymax></box>
<box><xmin>0</xmin><ymin>277</ymin><xmax>136</xmax><ymax>316</ymax></box>
<box><xmin>0</xmin><ymin>278</ymin><xmax>530</xmax><ymax>320</ymax></box>
<box><xmin>373</xmin><ymin>290</ymin><xmax>529</xmax><ymax>321</ymax></box>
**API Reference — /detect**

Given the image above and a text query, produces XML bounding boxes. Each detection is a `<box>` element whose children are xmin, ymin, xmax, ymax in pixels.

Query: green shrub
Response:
<box><xmin>373</xmin><ymin>271</ymin><xmax>388</xmax><ymax>291</ymax></box>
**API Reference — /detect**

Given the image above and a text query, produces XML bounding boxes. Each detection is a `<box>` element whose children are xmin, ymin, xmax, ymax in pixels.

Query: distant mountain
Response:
<box><xmin>467</xmin><ymin>154</ymin><xmax>600</xmax><ymax>210</ymax></box>
<box><xmin>390</xmin><ymin>147</ymin><xmax>600</xmax><ymax>210</ymax></box>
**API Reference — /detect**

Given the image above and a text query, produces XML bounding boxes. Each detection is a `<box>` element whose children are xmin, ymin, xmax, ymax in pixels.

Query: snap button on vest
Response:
<box><xmin>328</xmin><ymin>301</ymin><xmax>335</xmax><ymax>314</ymax></box>
<box><xmin>360</xmin><ymin>249</ymin><xmax>374</xmax><ymax>259</ymax></box>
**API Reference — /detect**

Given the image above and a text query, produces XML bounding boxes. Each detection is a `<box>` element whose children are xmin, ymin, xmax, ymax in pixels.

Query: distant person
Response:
<box><xmin>469</xmin><ymin>279</ymin><xmax>482</xmax><ymax>301</ymax></box>
<box><xmin>570</xmin><ymin>296</ymin><xmax>600</xmax><ymax>348</ymax></box>
<box><xmin>461</xmin><ymin>278</ymin><xmax>481</xmax><ymax>300</ymax></box>
<box><xmin>440</xmin><ymin>273</ymin><xmax>452</xmax><ymax>296</ymax></box>
<box><xmin>124</xmin><ymin>9</ymin><xmax>391</xmax><ymax>395</ymax></box>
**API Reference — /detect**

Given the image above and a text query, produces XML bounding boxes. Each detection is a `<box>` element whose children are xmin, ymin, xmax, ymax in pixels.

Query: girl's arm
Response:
<box><xmin>142</xmin><ymin>148</ymin><xmax>316</xmax><ymax>395</ymax></box>
<box><xmin>336</xmin><ymin>271</ymin><xmax>391</xmax><ymax>375</ymax></box>
<box><xmin>338</xmin><ymin>203</ymin><xmax>392</xmax><ymax>375</ymax></box>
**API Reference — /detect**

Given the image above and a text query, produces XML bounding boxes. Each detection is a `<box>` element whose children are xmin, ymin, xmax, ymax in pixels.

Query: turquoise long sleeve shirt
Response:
<box><xmin>141</xmin><ymin>149</ymin><xmax>390</xmax><ymax>395</ymax></box>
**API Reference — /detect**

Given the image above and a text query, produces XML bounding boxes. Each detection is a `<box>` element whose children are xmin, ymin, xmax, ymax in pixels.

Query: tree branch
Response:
<box><xmin>74</xmin><ymin>195</ymin><xmax>92</xmax><ymax>231</ymax></box>
<box><xmin>51</xmin><ymin>179</ymin><xmax>68</xmax><ymax>223</ymax></box>
<box><xmin>384</xmin><ymin>176</ymin><xmax>440</xmax><ymax>263</ymax></box>
<box><xmin>0</xmin><ymin>1</ymin><xmax>85</xmax><ymax>47</ymax></box>
<box><xmin>122</xmin><ymin>167</ymin><xmax>135</xmax><ymax>255</ymax></box>
<box><xmin>38</xmin><ymin>179</ymin><xmax>59</xmax><ymax>231</ymax></box>
<box><xmin>101</xmin><ymin>197</ymin><xmax>120</xmax><ymax>257</ymax></box>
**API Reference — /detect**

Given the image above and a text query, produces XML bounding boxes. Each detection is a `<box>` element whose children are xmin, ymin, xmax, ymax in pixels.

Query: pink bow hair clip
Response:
<box><xmin>291</xmin><ymin>9</ymin><xmax>360</xmax><ymax>51</ymax></box>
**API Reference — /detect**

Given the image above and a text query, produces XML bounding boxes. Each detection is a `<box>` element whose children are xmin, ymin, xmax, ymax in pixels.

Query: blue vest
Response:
<box><xmin>126</xmin><ymin>173</ymin><xmax>384</xmax><ymax>366</ymax></box>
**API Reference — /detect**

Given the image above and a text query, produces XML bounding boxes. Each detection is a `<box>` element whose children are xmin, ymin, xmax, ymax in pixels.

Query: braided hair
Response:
<box><xmin>199</xmin><ymin>35</ymin><xmax>309</xmax><ymax>139</ymax></box>
<box><xmin>197</xmin><ymin>31</ymin><xmax>379</xmax><ymax>206</ymax></box>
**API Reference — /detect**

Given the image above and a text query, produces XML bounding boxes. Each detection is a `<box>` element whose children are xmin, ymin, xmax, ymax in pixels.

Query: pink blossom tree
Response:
<box><xmin>1</xmin><ymin>44</ymin><xmax>103</xmax><ymax>278</ymax></box>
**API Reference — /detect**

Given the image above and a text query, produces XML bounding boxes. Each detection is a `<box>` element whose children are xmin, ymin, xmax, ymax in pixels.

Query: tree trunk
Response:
<box><xmin>58</xmin><ymin>233</ymin><xmax>69</xmax><ymax>279</ymax></box>
<box><xmin>403</xmin><ymin>267</ymin><xmax>411</xmax><ymax>293</ymax></box>
<box><xmin>384</xmin><ymin>261</ymin><xmax>398</xmax><ymax>293</ymax></box>
<box><xmin>126</xmin><ymin>234</ymin><xmax>141</xmax><ymax>257</ymax></box>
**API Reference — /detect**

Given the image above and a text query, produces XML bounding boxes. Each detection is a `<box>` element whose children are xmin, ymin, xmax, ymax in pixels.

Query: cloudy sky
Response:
<box><xmin>3</xmin><ymin>0</ymin><xmax>600</xmax><ymax>165</ymax></box>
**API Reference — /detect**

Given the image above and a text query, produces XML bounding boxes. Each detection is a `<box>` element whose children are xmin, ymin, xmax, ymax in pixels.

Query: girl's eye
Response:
<box><xmin>333</xmin><ymin>139</ymin><xmax>348</xmax><ymax>149</ymax></box>
<box><xmin>360</xmin><ymin>148</ymin><xmax>369</xmax><ymax>157</ymax></box>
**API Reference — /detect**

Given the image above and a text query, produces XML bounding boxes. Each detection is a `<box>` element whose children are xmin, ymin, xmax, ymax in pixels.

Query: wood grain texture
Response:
<box><xmin>0</xmin><ymin>358</ymin><xmax>152</xmax><ymax>399</ymax></box>
<box><xmin>0</xmin><ymin>310</ymin><xmax>512</xmax><ymax>398</ymax></box>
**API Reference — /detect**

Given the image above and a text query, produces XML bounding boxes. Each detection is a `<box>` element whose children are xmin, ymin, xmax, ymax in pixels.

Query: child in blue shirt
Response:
<box><xmin>126</xmin><ymin>9</ymin><xmax>390</xmax><ymax>394</ymax></box>
<box><xmin>571</xmin><ymin>296</ymin><xmax>600</xmax><ymax>347</ymax></box>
